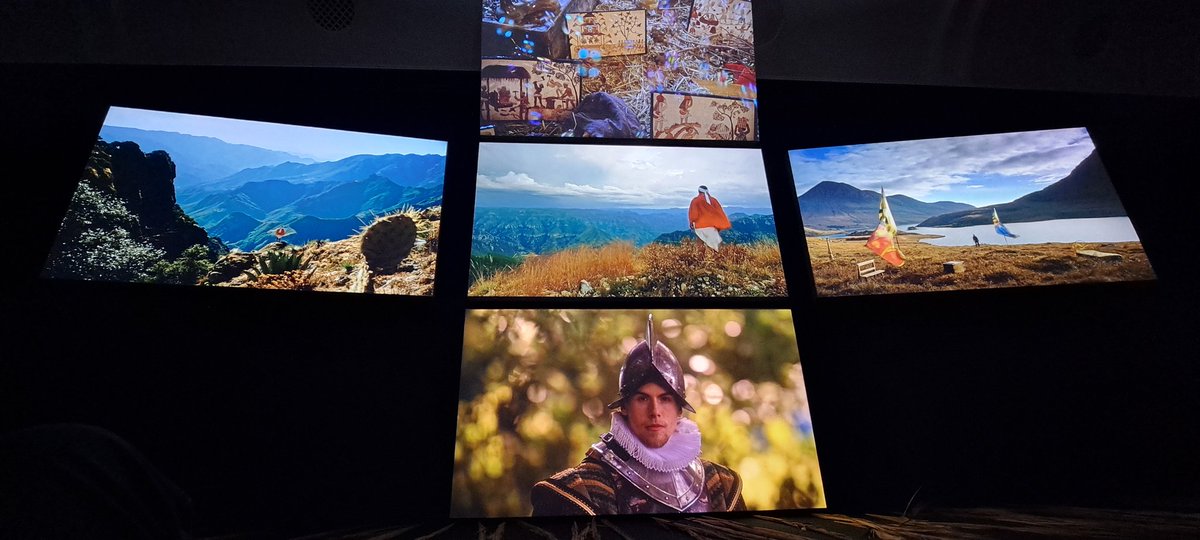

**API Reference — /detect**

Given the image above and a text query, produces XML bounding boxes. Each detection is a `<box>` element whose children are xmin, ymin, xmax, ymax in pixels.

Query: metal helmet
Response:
<box><xmin>607</xmin><ymin>315</ymin><xmax>695</xmax><ymax>413</ymax></box>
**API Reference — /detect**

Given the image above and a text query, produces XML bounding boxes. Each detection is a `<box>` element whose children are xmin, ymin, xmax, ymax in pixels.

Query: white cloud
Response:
<box><xmin>790</xmin><ymin>127</ymin><xmax>1095</xmax><ymax>201</ymax></box>
<box><xmin>477</xmin><ymin>143</ymin><xmax>772</xmax><ymax>208</ymax></box>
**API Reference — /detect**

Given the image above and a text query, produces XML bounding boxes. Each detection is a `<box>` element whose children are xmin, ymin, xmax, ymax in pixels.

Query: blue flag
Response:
<box><xmin>992</xmin><ymin>208</ymin><xmax>1019</xmax><ymax>238</ymax></box>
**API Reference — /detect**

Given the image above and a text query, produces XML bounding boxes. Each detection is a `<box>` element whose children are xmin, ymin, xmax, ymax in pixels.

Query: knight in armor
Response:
<box><xmin>530</xmin><ymin>316</ymin><xmax>746</xmax><ymax>515</ymax></box>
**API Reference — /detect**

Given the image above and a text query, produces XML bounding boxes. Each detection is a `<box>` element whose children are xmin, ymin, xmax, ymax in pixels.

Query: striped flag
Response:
<box><xmin>866</xmin><ymin>189</ymin><xmax>906</xmax><ymax>266</ymax></box>
<box><xmin>878</xmin><ymin>189</ymin><xmax>898</xmax><ymax>237</ymax></box>
<box><xmin>866</xmin><ymin>224</ymin><xmax>906</xmax><ymax>267</ymax></box>
<box><xmin>992</xmin><ymin>208</ymin><xmax>1019</xmax><ymax>238</ymax></box>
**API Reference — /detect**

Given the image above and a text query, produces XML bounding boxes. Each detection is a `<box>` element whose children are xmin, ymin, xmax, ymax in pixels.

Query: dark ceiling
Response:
<box><xmin>2</xmin><ymin>0</ymin><xmax>1198</xmax><ymax>96</ymax></box>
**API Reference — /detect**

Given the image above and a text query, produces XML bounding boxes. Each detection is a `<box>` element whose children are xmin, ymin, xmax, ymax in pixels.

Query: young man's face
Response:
<box><xmin>625</xmin><ymin>382</ymin><xmax>681</xmax><ymax>449</ymax></box>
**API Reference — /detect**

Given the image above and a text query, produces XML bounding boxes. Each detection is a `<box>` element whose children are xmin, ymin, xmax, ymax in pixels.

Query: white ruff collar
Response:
<box><xmin>609</xmin><ymin>412</ymin><xmax>701</xmax><ymax>472</ymax></box>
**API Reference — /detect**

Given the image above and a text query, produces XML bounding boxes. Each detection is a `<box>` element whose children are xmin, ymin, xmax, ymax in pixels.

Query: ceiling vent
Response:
<box><xmin>308</xmin><ymin>0</ymin><xmax>355</xmax><ymax>32</ymax></box>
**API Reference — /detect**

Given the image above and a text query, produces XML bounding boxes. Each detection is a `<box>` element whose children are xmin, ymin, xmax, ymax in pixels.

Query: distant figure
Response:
<box><xmin>688</xmin><ymin>185</ymin><xmax>732</xmax><ymax>252</ymax></box>
<box><xmin>972</xmin><ymin>234</ymin><xmax>980</xmax><ymax>247</ymax></box>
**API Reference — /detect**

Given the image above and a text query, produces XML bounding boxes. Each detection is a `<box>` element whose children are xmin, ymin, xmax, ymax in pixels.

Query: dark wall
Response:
<box><xmin>2</xmin><ymin>0</ymin><xmax>1198</xmax><ymax>97</ymax></box>
<box><xmin>3</xmin><ymin>66</ymin><xmax>1199</xmax><ymax>534</ymax></box>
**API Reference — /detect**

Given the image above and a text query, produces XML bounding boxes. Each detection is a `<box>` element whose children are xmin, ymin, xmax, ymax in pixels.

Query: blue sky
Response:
<box><xmin>789</xmin><ymin>128</ymin><xmax>1097</xmax><ymax>207</ymax></box>
<box><xmin>104</xmin><ymin>106</ymin><xmax>446</xmax><ymax>162</ymax></box>
<box><xmin>475</xmin><ymin>143</ymin><xmax>773</xmax><ymax>209</ymax></box>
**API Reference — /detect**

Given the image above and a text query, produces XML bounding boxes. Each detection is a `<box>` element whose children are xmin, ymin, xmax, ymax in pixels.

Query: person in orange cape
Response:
<box><xmin>688</xmin><ymin>185</ymin><xmax>732</xmax><ymax>251</ymax></box>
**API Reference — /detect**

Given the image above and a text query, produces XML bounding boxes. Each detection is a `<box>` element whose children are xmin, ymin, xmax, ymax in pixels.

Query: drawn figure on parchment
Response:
<box><xmin>533</xmin><ymin>81</ymin><xmax>545</xmax><ymax>107</ymax></box>
<box><xmin>707</xmin><ymin>123</ymin><xmax>731</xmax><ymax>140</ymax></box>
<box><xmin>733</xmin><ymin>117</ymin><xmax>750</xmax><ymax>141</ymax></box>
<box><xmin>652</xmin><ymin>94</ymin><xmax>754</xmax><ymax>141</ymax></box>
<box><xmin>653</xmin><ymin>94</ymin><xmax>666</xmax><ymax>119</ymax></box>
<box><xmin>696</xmin><ymin>12</ymin><xmax>718</xmax><ymax>36</ymax></box>
<box><xmin>689</xmin><ymin>0</ymin><xmax>754</xmax><ymax>44</ymax></box>
<box><xmin>559</xmin><ymin>85</ymin><xmax>576</xmax><ymax>109</ymax></box>
<box><xmin>712</xmin><ymin>99</ymin><xmax>751</xmax><ymax>141</ymax></box>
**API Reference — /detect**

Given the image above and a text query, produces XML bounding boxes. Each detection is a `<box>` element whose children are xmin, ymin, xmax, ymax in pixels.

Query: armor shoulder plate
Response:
<box><xmin>701</xmin><ymin>459</ymin><xmax>747</xmax><ymax>511</ymax></box>
<box><xmin>591</xmin><ymin>439</ymin><xmax>705</xmax><ymax>511</ymax></box>
<box><xmin>531</xmin><ymin>460</ymin><xmax>619</xmax><ymax>516</ymax></box>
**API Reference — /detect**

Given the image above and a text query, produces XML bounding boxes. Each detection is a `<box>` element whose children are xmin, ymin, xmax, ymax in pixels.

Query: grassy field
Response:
<box><xmin>808</xmin><ymin>236</ymin><xmax>1156</xmax><ymax>296</ymax></box>
<box><xmin>469</xmin><ymin>239</ymin><xmax>787</xmax><ymax>297</ymax></box>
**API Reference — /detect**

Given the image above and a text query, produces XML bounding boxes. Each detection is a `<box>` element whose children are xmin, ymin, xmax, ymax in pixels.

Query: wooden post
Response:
<box><xmin>825</xmin><ymin>238</ymin><xmax>833</xmax><ymax>262</ymax></box>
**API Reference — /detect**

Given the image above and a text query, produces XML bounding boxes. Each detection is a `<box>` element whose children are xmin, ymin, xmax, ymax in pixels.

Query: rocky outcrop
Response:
<box><xmin>43</xmin><ymin>139</ymin><xmax>224</xmax><ymax>282</ymax></box>
<box><xmin>102</xmin><ymin>140</ymin><xmax>222</xmax><ymax>258</ymax></box>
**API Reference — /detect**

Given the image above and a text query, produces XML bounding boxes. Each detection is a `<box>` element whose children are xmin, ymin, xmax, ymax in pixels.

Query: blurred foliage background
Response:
<box><xmin>452</xmin><ymin>309</ymin><xmax>825</xmax><ymax>517</ymax></box>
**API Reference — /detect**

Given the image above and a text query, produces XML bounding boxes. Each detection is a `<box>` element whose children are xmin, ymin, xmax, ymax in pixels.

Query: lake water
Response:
<box><xmin>904</xmin><ymin>216</ymin><xmax>1142</xmax><ymax>247</ymax></box>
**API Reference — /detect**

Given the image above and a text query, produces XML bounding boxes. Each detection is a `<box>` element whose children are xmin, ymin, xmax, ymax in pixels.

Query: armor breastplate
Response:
<box><xmin>590</xmin><ymin>437</ymin><xmax>707</xmax><ymax>512</ymax></box>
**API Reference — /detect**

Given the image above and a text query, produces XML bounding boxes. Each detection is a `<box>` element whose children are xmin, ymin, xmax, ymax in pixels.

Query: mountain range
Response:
<box><xmin>182</xmin><ymin>172</ymin><xmax>443</xmax><ymax>251</ymax></box>
<box><xmin>915</xmin><ymin>151</ymin><xmax>1126</xmax><ymax>226</ymax></box>
<box><xmin>797</xmin><ymin>150</ymin><xmax>1125</xmax><ymax>230</ymax></box>
<box><xmin>472</xmin><ymin>207</ymin><xmax>777</xmax><ymax>256</ymax></box>
<box><xmin>97</xmin><ymin>129</ymin><xmax>446</xmax><ymax>251</ymax></box>
<box><xmin>99</xmin><ymin>126</ymin><xmax>314</xmax><ymax>187</ymax></box>
<box><xmin>201</xmin><ymin>152</ymin><xmax>446</xmax><ymax>191</ymax></box>
<box><xmin>797</xmin><ymin>181</ymin><xmax>974</xmax><ymax>230</ymax></box>
<box><xmin>652</xmin><ymin>213</ymin><xmax>779</xmax><ymax>245</ymax></box>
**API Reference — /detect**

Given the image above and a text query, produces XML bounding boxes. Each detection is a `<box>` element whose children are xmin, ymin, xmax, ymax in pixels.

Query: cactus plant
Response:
<box><xmin>360</xmin><ymin>213</ymin><xmax>417</xmax><ymax>271</ymax></box>
<box><xmin>242</xmin><ymin>249</ymin><xmax>308</xmax><ymax>280</ymax></box>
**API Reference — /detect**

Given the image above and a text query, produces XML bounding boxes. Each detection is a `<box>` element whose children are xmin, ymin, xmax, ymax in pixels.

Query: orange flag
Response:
<box><xmin>866</xmin><ymin>224</ymin><xmax>906</xmax><ymax>267</ymax></box>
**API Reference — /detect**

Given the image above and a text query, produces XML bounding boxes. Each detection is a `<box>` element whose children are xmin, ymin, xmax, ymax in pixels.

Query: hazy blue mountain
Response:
<box><xmin>188</xmin><ymin>175</ymin><xmax>442</xmax><ymax>250</ymax></box>
<box><xmin>284</xmin><ymin>174</ymin><xmax>432</xmax><ymax>219</ymax></box>
<box><xmin>177</xmin><ymin>151</ymin><xmax>446</xmax><ymax>249</ymax></box>
<box><xmin>207</xmin><ymin>153</ymin><xmax>446</xmax><ymax>191</ymax></box>
<box><xmin>917</xmin><ymin>151</ymin><xmax>1125</xmax><ymax>227</ymax></box>
<box><xmin>797</xmin><ymin>181</ymin><xmax>975</xmax><ymax>229</ymax></box>
<box><xmin>239</xmin><ymin>215</ymin><xmax>366</xmax><ymax>251</ymax></box>
<box><xmin>181</xmin><ymin>180</ymin><xmax>337</xmax><ymax>229</ymax></box>
<box><xmin>652</xmin><ymin>214</ymin><xmax>779</xmax><ymax>245</ymax></box>
<box><xmin>472</xmin><ymin>208</ymin><xmax>692</xmax><ymax>256</ymax></box>
<box><xmin>209</xmin><ymin>212</ymin><xmax>262</xmax><ymax>244</ymax></box>
<box><xmin>99</xmin><ymin>126</ymin><xmax>312</xmax><ymax>187</ymax></box>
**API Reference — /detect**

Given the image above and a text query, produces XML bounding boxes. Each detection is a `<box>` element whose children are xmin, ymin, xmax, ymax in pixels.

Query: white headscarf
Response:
<box><xmin>698</xmin><ymin>185</ymin><xmax>711</xmax><ymax>205</ymax></box>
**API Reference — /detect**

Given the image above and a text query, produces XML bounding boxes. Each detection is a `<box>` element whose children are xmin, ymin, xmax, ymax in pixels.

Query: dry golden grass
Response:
<box><xmin>469</xmin><ymin>238</ymin><xmax>786</xmax><ymax>297</ymax></box>
<box><xmin>470</xmin><ymin>242</ymin><xmax>637</xmax><ymax>296</ymax></box>
<box><xmin>808</xmin><ymin>236</ymin><xmax>1156</xmax><ymax>297</ymax></box>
